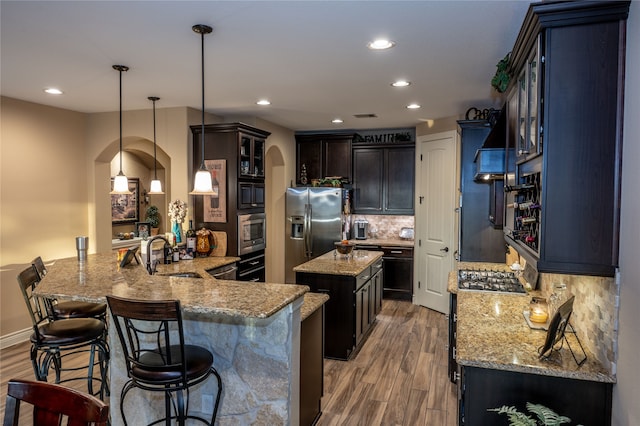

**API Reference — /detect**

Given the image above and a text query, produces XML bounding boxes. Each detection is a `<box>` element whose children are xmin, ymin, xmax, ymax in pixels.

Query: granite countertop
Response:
<box><xmin>448</xmin><ymin>265</ymin><xmax>615</xmax><ymax>384</ymax></box>
<box><xmin>293</xmin><ymin>249</ymin><xmax>383</xmax><ymax>276</ymax></box>
<box><xmin>301</xmin><ymin>292</ymin><xmax>329</xmax><ymax>321</ymax></box>
<box><xmin>35</xmin><ymin>252</ymin><xmax>310</xmax><ymax>320</ymax></box>
<box><xmin>348</xmin><ymin>238</ymin><xmax>414</xmax><ymax>248</ymax></box>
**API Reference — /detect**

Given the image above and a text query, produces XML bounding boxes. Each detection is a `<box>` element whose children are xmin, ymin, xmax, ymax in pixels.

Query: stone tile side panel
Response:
<box><xmin>108</xmin><ymin>305</ymin><xmax>295</xmax><ymax>425</ymax></box>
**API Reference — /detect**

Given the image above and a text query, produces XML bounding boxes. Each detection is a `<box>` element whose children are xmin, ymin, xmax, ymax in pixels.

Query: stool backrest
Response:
<box><xmin>16</xmin><ymin>266</ymin><xmax>53</xmax><ymax>341</ymax></box>
<box><xmin>106</xmin><ymin>295</ymin><xmax>188</xmax><ymax>386</ymax></box>
<box><xmin>31</xmin><ymin>256</ymin><xmax>47</xmax><ymax>280</ymax></box>
<box><xmin>3</xmin><ymin>378</ymin><xmax>109</xmax><ymax>426</ymax></box>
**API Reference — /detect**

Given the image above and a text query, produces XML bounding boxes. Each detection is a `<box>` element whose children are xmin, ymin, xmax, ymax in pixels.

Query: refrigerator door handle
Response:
<box><xmin>305</xmin><ymin>203</ymin><xmax>313</xmax><ymax>258</ymax></box>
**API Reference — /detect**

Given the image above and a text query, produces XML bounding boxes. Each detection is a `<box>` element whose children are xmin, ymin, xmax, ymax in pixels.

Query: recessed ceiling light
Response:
<box><xmin>44</xmin><ymin>88</ymin><xmax>63</xmax><ymax>95</ymax></box>
<box><xmin>406</xmin><ymin>103</ymin><xmax>421</xmax><ymax>109</ymax></box>
<box><xmin>367</xmin><ymin>39</ymin><xmax>395</xmax><ymax>50</ymax></box>
<box><xmin>256</xmin><ymin>99</ymin><xmax>271</xmax><ymax>106</ymax></box>
<box><xmin>332</xmin><ymin>118</ymin><xmax>344</xmax><ymax>124</ymax></box>
<box><xmin>391</xmin><ymin>80</ymin><xmax>411</xmax><ymax>87</ymax></box>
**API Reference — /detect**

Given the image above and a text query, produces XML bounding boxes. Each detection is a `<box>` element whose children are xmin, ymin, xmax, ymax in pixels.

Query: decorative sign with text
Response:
<box><xmin>203</xmin><ymin>159</ymin><xmax>227</xmax><ymax>223</ymax></box>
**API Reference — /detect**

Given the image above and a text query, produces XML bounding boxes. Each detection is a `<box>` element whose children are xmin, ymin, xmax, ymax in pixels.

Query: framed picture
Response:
<box><xmin>135</xmin><ymin>222</ymin><xmax>150</xmax><ymax>238</ymax></box>
<box><xmin>111</xmin><ymin>178</ymin><xmax>139</xmax><ymax>224</ymax></box>
<box><xmin>204</xmin><ymin>159</ymin><xmax>227</xmax><ymax>223</ymax></box>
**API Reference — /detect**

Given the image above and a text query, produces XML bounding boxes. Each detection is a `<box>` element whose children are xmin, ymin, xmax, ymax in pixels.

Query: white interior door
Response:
<box><xmin>414</xmin><ymin>131</ymin><xmax>458</xmax><ymax>313</ymax></box>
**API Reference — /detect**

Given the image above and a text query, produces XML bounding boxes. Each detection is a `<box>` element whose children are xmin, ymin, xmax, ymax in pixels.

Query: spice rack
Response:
<box><xmin>506</xmin><ymin>172</ymin><xmax>541</xmax><ymax>252</ymax></box>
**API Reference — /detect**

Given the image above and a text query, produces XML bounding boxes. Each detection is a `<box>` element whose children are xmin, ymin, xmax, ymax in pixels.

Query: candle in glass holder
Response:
<box><xmin>529</xmin><ymin>297</ymin><xmax>549</xmax><ymax>323</ymax></box>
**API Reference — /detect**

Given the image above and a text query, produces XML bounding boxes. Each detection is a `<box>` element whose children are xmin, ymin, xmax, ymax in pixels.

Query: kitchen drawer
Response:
<box><xmin>356</xmin><ymin>266</ymin><xmax>372</xmax><ymax>289</ymax></box>
<box><xmin>381</xmin><ymin>246</ymin><xmax>413</xmax><ymax>257</ymax></box>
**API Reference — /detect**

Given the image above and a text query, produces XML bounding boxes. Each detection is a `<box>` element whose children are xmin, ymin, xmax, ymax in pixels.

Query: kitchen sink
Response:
<box><xmin>157</xmin><ymin>272</ymin><xmax>203</xmax><ymax>278</ymax></box>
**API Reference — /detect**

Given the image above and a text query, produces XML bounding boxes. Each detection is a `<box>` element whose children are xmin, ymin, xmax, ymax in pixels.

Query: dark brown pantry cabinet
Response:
<box><xmin>502</xmin><ymin>0</ymin><xmax>630</xmax><ymax>277</ymax></box>
<box><xmin>295</xmin><ymin>133</ymin><xmax>356</xmax><ymax>185</ymax></box>
<box><xmin>191</xmin><ymin>122</ymin><xmax>270</xmax><ymax>259</ymax></box>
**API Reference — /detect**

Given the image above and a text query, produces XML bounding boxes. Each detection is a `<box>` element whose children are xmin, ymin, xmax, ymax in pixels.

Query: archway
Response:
<box><xmin>265</xmin><ymin>144</ymin><xmax>286</xmax><ymax>282</ymax></box>
<box><xmin>93</xmin><ymin>137</ymin><xmax>171</xmax><ymax>252</ymax></box>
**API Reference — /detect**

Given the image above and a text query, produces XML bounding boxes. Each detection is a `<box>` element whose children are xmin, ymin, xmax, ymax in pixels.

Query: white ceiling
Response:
<box><xmin>1</xmin><ymin>1</ymin><xmax>531</xmax><ymax>131</ymax></box>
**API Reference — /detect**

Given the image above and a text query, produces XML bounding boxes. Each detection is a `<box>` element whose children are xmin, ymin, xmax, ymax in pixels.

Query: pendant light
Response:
<box><xmin>147</xmin><ymin>96</ymin><xmax>164</xmax><ymax>194</ymax></box>
<box><xmin>110</xmin><ymin>64</ymin><xmax>132</xmax><ymax>195</ymax></box>
<box><xmin>189</xmin><ymin>24</ymin><xmax>217</xmax><ymax>195</ymax></box>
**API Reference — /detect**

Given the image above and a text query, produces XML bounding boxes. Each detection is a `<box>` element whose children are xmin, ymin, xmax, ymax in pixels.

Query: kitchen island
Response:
<box><xmin>35</xmin><ymin>252</ymin><xmax>313</xmax><ymax>425</ymax></box>
<box><xmin>294</xmin><ymin>249</ymin><xmax>383</xmax><ymax>360</ymax></box>
<box><xmin>447</xmin><ymin>265</ymin><xmax>615</xmax><ymax>425</ymax></box>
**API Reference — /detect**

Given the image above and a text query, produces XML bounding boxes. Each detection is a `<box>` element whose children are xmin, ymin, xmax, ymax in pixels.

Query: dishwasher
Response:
<box><xmin>207</xmin><ymin>262</ymin><xmax>238</xmax><ymax>280</ymax></box>
<box><xmin>381</xmin><ymin>246</ymin><xmax>414</xmax><ymax>300</ymax></box>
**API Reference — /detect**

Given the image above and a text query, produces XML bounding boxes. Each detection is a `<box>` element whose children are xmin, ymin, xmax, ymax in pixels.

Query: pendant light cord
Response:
<box><xmin>152</xmin><ymin>98</ymin><xmax>158</xmax><ymax>179</ymax></box>
<box><xmin>119</xmin><ymin>67</ymin><xmax>123</xmax><ymax>173</ymax></box>
<box><xmin>200</xmin><ymin>29</ymin><xmax>206</xmax><ymax>170</ymax></box>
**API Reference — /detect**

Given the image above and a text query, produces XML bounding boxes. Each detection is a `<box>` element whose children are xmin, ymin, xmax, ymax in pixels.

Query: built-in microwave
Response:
<box><xmin>237</xmin><ymin>213</ymin><xmax>266</xmax><ymax>255</ymax></box>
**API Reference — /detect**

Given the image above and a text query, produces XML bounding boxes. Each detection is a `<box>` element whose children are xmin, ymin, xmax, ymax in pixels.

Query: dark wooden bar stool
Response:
<box><xmin>32</xmin><ymin>256</ymin><xmax>107</xmax><ymax>321</ymax></box>
<box><xmin>107</xmin><ymin>295</ymin><xmax>222</xmax><ymax>426</ymax></box>
<box><xmin>16</xmin><ymin>265</ymin><xmax>110</xmax><ymax>399</ymax></box>
<box><xmin>3</xmin><ymin>378</ymin><xmax>109</xmax><ymax>426</ymax></box>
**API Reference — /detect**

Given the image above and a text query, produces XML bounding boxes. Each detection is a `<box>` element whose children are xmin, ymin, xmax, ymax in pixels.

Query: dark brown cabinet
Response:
<box><xmin>502</xmin><ymin>1</ymin><xmax>630</xmax><ymax>277</ymax></box>
<box><xmin>300</xmin><ymin>306</ymin><xmax>324</xmax><ymax>426</ymax></box>
<box><xmin>353</xmin><ymin>146</ymin><xmax>415</xmax><ymax>214</ymax></box>
<box><xmin>295</xmin><ymin>133</ymin><xmax>355</xmax><ymax>185</ymax></box>
<box><xmin>458</xmin><ymin>366</ymin><xmax>612</xmax><ymax>426</ymax></box>
<box><xmin>296</xmin><ymin>259</ymin><xmax>382</xmax><ymax>360</ymax></box>
<box><xmin>191</xmin><ymin>122</ymin><xmax>270</xmax><ymax>257</ymax></box>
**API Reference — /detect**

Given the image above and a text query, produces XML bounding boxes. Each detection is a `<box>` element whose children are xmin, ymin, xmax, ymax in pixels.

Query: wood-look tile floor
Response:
<box><xmin>0</xmin><ymin>299</ymin><xmax>457</xmax><ymax>425</ymax></box>
<box><xmin>317</xmin><ymin>299</ymin><xmax>458</xmax><ymax>426</ymax></box>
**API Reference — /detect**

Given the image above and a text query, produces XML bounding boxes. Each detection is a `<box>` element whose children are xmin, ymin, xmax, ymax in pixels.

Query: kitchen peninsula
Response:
<box><xmin>447</xmin><ymin>267</ymin><xmax>615</xmax><ymax>425</ymax></box>
<box><xmin>34</xmin><ymin>252</ymin><xmax>315</xmax><ymax>425</ymax></box>
<box><xmin>294</xmin><ymin>249</ymin><xmax>383</xmax><ymax>360</ymax></box>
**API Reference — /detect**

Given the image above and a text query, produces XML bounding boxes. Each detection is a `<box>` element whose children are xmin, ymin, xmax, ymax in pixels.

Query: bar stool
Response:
<box><xmin>107</xmin><ymin>295</ymin><xmax>222</xmax><ymax>426</ymax></box>
<box><xmin>32</xmin><ymin>256</ymin><xmax>107</xmax><ymax>320</ymax></box>
<box><xmin>3</xmin><ymin>378</ymin><xmax>109</xmax><ymax>425</ymax></box>
<box><xmin>16</xmin><ymin>265</ymin><xmax>109</xmax><ymax>399</ymax></box>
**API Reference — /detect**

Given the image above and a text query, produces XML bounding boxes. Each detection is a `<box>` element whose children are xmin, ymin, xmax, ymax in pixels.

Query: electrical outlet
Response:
<box><xmin>202</xmin><ymin>394</ymin><xmax>213</xmax><ymax>411</ymax></box>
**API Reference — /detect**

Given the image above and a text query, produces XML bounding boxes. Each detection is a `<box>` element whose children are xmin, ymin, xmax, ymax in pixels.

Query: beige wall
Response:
<box><xmin>1</xmin><ymin>97</ymin><xmax>89</xmax><ymax>335</ymax></box>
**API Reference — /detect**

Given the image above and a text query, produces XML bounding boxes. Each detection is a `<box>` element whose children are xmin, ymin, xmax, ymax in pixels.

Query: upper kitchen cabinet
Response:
<box><xmin>353</xmin><ymin>146</ymin><xmax>415</xmax><ymax>215</ymax></box>
<box><xmin>191</xmin><ymin>122</ymin><xmax>271</xmax><ymax>222</ymax></box>
<box><xmin>295</xmin><ymin>133</ymin><xmax>356</xmax><ymax>185</ymax></box>
<box><xmin>503</xmin><ymin>0</ymin><xmax>630</xmax><ymax>277</ymax></box>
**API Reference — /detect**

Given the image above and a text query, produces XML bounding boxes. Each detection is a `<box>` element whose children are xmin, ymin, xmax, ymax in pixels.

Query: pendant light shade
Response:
<box><xmin>147</xmin><ymin>96</ymin><xmax>164</xmax><ymax>194</ymax></box>
<box><xmin>189</xmin><ymin>24</ymin><xmax>217</xmax><ymax>196</ymax></box>
<box><xmin>110</xmin><ymin>65</ymin><xmax>132</xmax><ymax>195</ymax></box>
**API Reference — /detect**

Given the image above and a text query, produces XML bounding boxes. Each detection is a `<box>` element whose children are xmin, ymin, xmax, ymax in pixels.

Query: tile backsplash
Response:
<box><xmin>351</xmin><ymin>215</ymin><xmax>414</xmax><ymax>239</ymax></box>
<box><xmin>538</xmin><ymin>272</ymin><xmax>619</xmax><ymax>375</ymax></box>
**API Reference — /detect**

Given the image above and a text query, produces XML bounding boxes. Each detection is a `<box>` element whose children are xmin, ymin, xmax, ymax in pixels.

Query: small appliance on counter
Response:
<box><xmin>354</xmin><ymin>219</ymin><xmax>369</xmax><ymax>240</ymax></box>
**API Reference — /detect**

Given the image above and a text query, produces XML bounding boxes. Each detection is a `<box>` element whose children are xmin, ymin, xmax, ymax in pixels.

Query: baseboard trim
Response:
<box><xmin>0</xmin><ymin>328</ymin><xmax>31</xmax><ymax>350</ymax></box>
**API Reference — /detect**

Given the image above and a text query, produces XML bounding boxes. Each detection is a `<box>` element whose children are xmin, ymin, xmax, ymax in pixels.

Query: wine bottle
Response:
<box><xmin>186</xmin><ymin>220</ymin><xmax>196</xmax><ymax>255</ymax></box>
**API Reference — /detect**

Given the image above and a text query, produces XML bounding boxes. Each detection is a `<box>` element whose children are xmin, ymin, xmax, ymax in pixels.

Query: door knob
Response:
<box><xmin>440</xmin><ymin>247</ymin><xmax>449</xmax><ymax>253</ymax></box>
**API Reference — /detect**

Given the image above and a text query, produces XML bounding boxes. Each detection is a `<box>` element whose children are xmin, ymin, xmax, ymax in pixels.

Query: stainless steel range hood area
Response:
<box><xmin>473</xmin><ymin>148</ymin><xmax>508</xmax><ymax>181</ymax></box>
<box><xmin>473</xmin><ymin>104</ymin><xmax>512</xmax><ymax>182</ymax></box>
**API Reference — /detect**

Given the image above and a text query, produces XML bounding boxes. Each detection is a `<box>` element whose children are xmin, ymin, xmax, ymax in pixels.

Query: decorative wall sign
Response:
<box><xmin>203</xmin><ymin>159</ymin><xmax>227</xmax><ymax>223</ymax></box>
<box><xmin>111</xmin><ymin>178</ymin><xmax>139</xmax><ymax>223</ymax></box>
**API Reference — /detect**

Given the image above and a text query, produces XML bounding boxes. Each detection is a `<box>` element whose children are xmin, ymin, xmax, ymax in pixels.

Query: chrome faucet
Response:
<box><xmin>145</xmin><ymin>235</ymin><xmax>171</xmax><ymax>275</ymax></box>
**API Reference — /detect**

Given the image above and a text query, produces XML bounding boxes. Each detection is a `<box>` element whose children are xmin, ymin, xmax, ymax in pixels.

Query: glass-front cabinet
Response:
<box><xmin>239</xmin><ymin>133</ymin><xmax>265</xmax><ymax>178</ymax></box>
<box><xmin>516</xmin><ymin>37</ymin><xmax>543</xmax><ymax>161</ymax></box>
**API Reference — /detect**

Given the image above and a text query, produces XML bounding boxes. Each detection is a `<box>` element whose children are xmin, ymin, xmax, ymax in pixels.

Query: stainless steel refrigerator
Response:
<box><xmin>285</xmin><ymin>187</ymin><xmax>349</xmax><ymax>283</ymax></box>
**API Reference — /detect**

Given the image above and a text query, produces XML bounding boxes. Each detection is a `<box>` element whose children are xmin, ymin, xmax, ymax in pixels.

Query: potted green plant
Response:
<box><xmin>489</xmin><ymin>402</ymin><xmax>576</xmax><ymax>426</ymax></box>
<box><xmin>145</xmin><ymin>205</ymin><xmax>160</xmax><ymax>235</ymax></box>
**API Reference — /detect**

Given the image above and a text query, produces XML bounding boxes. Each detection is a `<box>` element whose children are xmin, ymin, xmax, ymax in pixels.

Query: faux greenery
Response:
<box><xmin>491</xmin><ymin>52</ymin><xmax>511</xmax><ymax>93</ymax></box>
<box><xmin>489</xmin><ymin>403</ymin><xmax>575</xmax><ymax>426</ymax></box>
<box><xmin>145</xmin><ymin>205</ymin><xmax>160</xmax><ymax>228</ymax></box>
